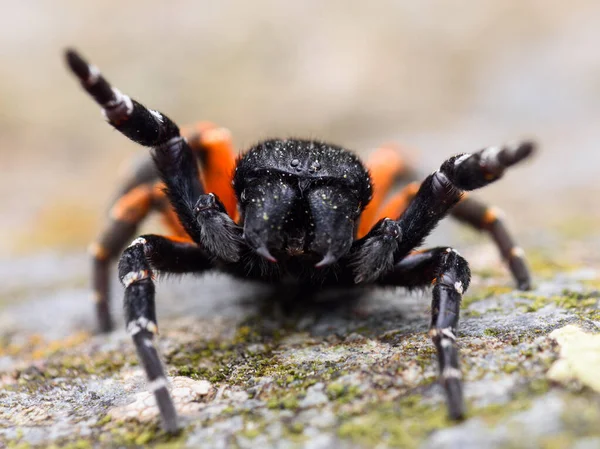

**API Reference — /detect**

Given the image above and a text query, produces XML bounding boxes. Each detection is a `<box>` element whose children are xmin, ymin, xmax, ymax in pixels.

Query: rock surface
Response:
<box><xmin>1</xmin><ymin>233</ymin><xmax>599</xmax><ymax>448</ymax></box>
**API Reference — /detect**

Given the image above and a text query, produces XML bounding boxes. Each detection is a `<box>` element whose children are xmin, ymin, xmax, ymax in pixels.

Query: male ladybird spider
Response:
<box><xmin>66</xmin><ymin>49</ymin><xmax>535</xmax><ymax>432</ymax></box>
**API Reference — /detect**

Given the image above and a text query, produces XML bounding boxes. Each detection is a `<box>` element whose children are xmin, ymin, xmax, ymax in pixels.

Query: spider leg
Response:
<box><xmin>352</xmin><ymin>141</ymin><xmax>536</xmax><ymax>283</ymax></box>
<box><xmin>65</xmin><ymin>49</ymin><xmax>202</xmax><ymax>241</ymax></box>
<box><xmin>451</xmin><ymin>195</ymin><xmax>531</xmax><ymax>290</ymax></box>
<box><xmin>375</xmin><ymin>181</ymin><xmax>420</xmax><ymax>223</ymax></box>
<box><xmin>118</xmin><ymin>234</ymin><xmax>212</xmax><ymax>432</ymax></box>
<box><xmin>90</xmin><ymin>183</ymin><xmax>156</xmax><ymax>332</ymax></box>
<box><xmin>375</xmin><ymin>188</ymin><xmax>530</xmax><ymax>290</ymax></box>
<box><xmin>377</xmin><ymin>247</ymin><xmax>470</xmax><ymax>420</ymax></box>
<box><xmin>66</xmin><ymin>50</ymin><xmax>243</xmax><ymax>261</ymax></box>
<box><xmin>92</xmin><ymin>142</ymin><xmax>214</xmax><ymax>332</ymax></box>
<box><xmin>358</xmin><ymin>144</ymin><xmax>414</xmax><ymax>238</ymax></box>
<box><xmin>184</xmin><ymin>122</ymin><xmax>238</xmax><ymax>219</ymax></box>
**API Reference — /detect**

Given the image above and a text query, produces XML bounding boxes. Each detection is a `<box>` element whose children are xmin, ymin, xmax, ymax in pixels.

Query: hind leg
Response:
<box><xmin>90</xmin><ymin>182</ymin><xmax>158</xmax><ymax>332</ymax></box>
<box><xmin>375</xmin><ymin>191</ymin><xmax>532</xmax><ymax>290</ymax></box>
<box><xmin>451</xmin><ymin>195</ymin><xmax>531</xmax><ymax>290</ymax></box>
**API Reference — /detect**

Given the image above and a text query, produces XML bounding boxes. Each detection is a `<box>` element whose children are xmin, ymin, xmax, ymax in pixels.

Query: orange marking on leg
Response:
<box><xmin>374</xmin><ymin>182</ymin><xmax>420</xmax><ymax>226</ymax></box>
<box><xmin>88</xmin><ymin>242</ymin><xmax>108</xmax><ymax>261</ymax></box>
<box><xmin>151</xmin><ymin>181</ymin><xmax>166</xmax><ymax>201</ymax></box>
<box><xmin>197</xmin><ymin>127</ymin><xmax>238</xmax><ymax>219</ymax></box>
<box><xmin>182</xmin><ymin>122</ymin><xmax>239</xmax><ymax>220</ymax></box>
<box><xmin>164</xmin><ymin>234</ymin><xmax>196</xmax><ymax>244</ymax></box>
<box><xmin>109</xmin><ymin>185</ymin><xmax>153</xmax><ymax>223</ymax></box>
<box><xmin>358</xmin><ymin>144</ymin><xmax>407</xmax><ymax>237</ymax></box>
<box><xmin>149</xmin><ymin>181</ymin><xmax>191</xmax><ymax>240</ymax></box>
<box><xmin>482</xmin><ymin>207</ymin><xmax>503</xmax><ymax>227</ymax></box>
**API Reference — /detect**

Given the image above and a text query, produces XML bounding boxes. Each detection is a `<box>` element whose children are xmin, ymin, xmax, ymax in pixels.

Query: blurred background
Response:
<box><xmin>1</xmin><ymin>0</ymin><xmax>599</xmax><ymax>256</ymax></box>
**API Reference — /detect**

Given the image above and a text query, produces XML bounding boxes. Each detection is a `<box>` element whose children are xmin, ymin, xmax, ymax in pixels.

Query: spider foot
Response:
<box><xmin>443</xmin><ymin>375</ymin><xmax>466</xmax><ymax>421</ymax></box>
<box><xmin>133</xmin><ymin>330</ymin><xmax>180</xmax><ymax>433</ymax></box>
<box><xmin>443</xmin><ymin>140</ymin><xmax>536</xmax><ymax>190</ymax></box>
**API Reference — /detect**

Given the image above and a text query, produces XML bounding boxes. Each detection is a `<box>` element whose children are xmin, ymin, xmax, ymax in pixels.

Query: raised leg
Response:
<box><xmin>66</xmin><ymin>50</ymin><xmax>243</xmax><ymax>261</ymax></box>
<box><xmin>378</xmin><ymin>247</ymin><xmax>471</xmax><ymax>420</ymax></box>
<box><xmin>352</xmin><ymin>141</ymin><xmax>535</xmax><ymax>283</ymax></box>
<box><xmin>90</xmin><ymin>118</ymin><xmax>239</xmax><ymax>332</ymax></box>
<box><xmin>66</xmin><ymin>49</ymin><xmax>205</xmax><ymax>243</ymax></box>
<box><xmin>451</xmin><ymin>195</ymin><xmax>531</xmax><ymax>290</ymax></box>
<box><xmin>118</xmin><ymin>234</ymin><xmax>213</xmax><ymax>432</ymax></box>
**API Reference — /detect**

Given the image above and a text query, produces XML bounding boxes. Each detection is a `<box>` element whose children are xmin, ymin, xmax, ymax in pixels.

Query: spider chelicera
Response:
<box><xmin>66</xmin><ymin>49</ymin><xmax>535</xmax><ymax>432</ymax></box>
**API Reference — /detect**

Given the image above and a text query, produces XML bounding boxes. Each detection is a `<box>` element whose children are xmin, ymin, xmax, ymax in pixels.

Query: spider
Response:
<box><xmin>66</xmin><ymin>49</ymin><xmax>535</xmax><ymax>433</ymax></box>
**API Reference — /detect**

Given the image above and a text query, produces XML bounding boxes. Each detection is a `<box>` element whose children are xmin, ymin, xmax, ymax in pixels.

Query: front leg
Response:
<box><xmin>352</xmin><ymin>141</ymin><xmax>535</xmax><ymax>283</ymax></box>
<box><xmin>378</xmin><ymin>247</ymin><xmax>471</xmax><ymax>420</ymax></box>
<box><xmin>118</xmin><ymin>234</ymin><xmax>213</xmax><ymax>432</ymax></box>
<box><xmin>66</xmin><ymin>50</ymin><xmax>205</xmax><ymax>244</ymax></box>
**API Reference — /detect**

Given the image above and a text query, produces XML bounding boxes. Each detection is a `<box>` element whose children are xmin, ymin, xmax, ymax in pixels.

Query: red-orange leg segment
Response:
<box><xmin>376</xmin><ymin>181</ymin><xmax>420</xmax><ymax>222</ymax></box>
<box><xmin>184</xmin><ymin>122</ymin><xmax>238</xmax><ymax>220</ymax></box>
<box><xmin>150</xmin><ymin>181</ymin><xmax>190</xmax><ymax>240</ymax></box>
<box><xmin>358</xmin><ymin>144</ymin><xmax>408</xmax><ymax>238</ymax></box>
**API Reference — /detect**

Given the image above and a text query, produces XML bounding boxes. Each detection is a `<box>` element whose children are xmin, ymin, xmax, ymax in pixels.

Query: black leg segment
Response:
<box><xmin>378</xmin><ymin>247</ymin><xmax>471</xmax><ymax>420</ymax></box>
<box><xmin>65</xmin><ymin>49</ymin><xmax>208</xmax><ymax>245</ymax></box>
<box><xmin>352</xmin><ymin>141</ymin><xmax>535</xmax><ymax>283</ymax></box>
<box><xmin>117</xmin><ymin>234</ymin><xmax>213</xmax><ymax>432</ymax></box>
<box><xmin>451</xmin><ymin>196</ymin><xmax>531</xmax><ymax>290</ymax></box>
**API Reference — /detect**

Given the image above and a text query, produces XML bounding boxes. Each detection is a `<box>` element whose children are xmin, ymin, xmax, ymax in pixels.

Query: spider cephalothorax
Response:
<box><xmin>233</xmin><ymin>139</ymin><xmax>372</xmax><ymax>266</ymax></box>
<box><xmin>66</xmin><ymin>49</ymin><xmax>535</xmax><ymax>432</ymax></box>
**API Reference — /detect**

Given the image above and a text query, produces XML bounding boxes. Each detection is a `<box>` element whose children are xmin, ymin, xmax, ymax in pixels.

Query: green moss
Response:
<box><xmin>337</xmin><ymin>398</ymin><xmax>448</xmax><ymax>449</ymax></box>
<box><xmin>336</xmin><ymin>375</ymin><xmax>560</xmax><ymax>449</ymax></box>
<box><xmin>484</xmin><ymin>328</ymin><xmax>501</xmax><ymax>337</ymax></box>
<box><xmin>134</xmin><ymin>431</ymin><xmax>155</xmax><ymax>446</ymax></box>
<box><xmin>540</xmin><ymin>434</ymin><xmax>575</xmax><ymax>449</ymax></box>
<box><xmin>557</xmin><ymin>289</ymin><xmax>598</xmax><ymax>309</ymax></box>
<box><xmin>326</xmin><ymin>382</ymin><xmax>361</xmax><ymax>403</ymax></box>
<box><xmin>241</xmin><ymin>427</ymin><xmax>261</xmax><ymax>439</ymax></box>
<box><xmin>281</xmin><ymin>395</ymin><xmax>300</xmax><ymax>410</ymax></box>
<box><xmin>476</xmin><ymin>399</ymin><xmax>532</xmax><ymax>424</ymax></box>
<box><xmin>95</xmin><ymin>414</ymin><xmax>112</xmax><ymax>427</ymax></box>
<box><xmin>516</xmin><ymin>289</ymin><xmax>599</xmax><ymax>318</ymax></box>
<box><xmin>461</xmin><ymin>285</ymin><xmax>513</xmax><ymax>309</ymax></box>
<box><xmin>289</xmin><ymin>422</ymin><xmax>304</xmax><ymax>434</ymax></box>
<box><xmin>57</xmin><ymin>440</ymin><xmax>93</xmax><ymax>449</ymax></box>
<box><xmin>326</xmin><ymin>382</ymin><xmax>345</xmax><ymax>398</ymax></box>
<box><xmin>529</xmin><ymin>378</ymin><xmax>550</xmax><ymax>395</ymax></box>
<box><xmin>526</xmin><ymin>250</ymin><xmax>581</xmax><ymax>278</ymax></box>
<box><xmin>7</xmin><ymin>442</ymin><xmax>32</xmax><ymax>449</ymax></box>
<box><xmin>267</xmin><ymin>393</ymin><xmax>300</xmax><ymax>410</ymax></box>
<box><xmin>521</xmin><ymin>293</ymin><xmax>549</xmax><ymax>312</ymax></box>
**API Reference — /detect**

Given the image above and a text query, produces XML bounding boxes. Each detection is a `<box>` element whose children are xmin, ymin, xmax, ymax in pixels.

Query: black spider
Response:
<box><xmin>65</xmin><ymin>49</ymin><xmax>535</xmax><ymax>433</ymax></box>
